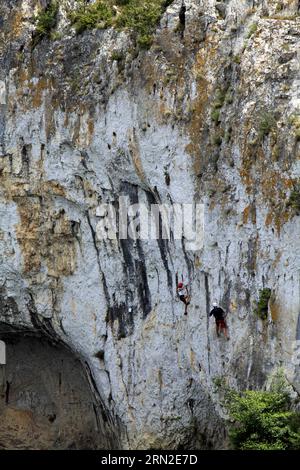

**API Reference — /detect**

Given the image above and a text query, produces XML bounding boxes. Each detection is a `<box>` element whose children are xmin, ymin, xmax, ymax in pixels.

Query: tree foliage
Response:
<box><xmin>226</xmin><ymin>389</ymin><xmax>300</xmax><ymax>450</ymax></box>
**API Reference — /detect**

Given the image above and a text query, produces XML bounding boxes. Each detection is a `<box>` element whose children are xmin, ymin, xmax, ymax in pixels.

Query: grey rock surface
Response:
<box><xmin>0</xmin><ymin>0</ymin><xmax>300</xmax><ymax>449</ymax></box>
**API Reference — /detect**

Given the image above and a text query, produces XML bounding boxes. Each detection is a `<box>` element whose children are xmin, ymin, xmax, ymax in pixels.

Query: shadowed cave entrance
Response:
<box><xmin>0</xmin><ymin>326</ymin><xmax>119</xmax><ymax>450</ymax></box>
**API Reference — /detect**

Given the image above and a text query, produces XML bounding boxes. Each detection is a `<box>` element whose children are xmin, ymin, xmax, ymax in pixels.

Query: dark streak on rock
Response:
<box><xmin>146</xmin><ymin>190</ymin><xmax>173</xmax><ymax>293</ymax></box>
<box><xmin>5</xmin><ymin>381</ymin><xmax>10</xmax><ymax>405</ymax></box>
<box><xmin>27</xmin><ymin>292</ymin><xmax>62</xmax><ymax>346</ymax></box>
<box><xmin>204</xmin><ymin>272</ymin><xmax>211</xmax><ymax>375</ymax></box>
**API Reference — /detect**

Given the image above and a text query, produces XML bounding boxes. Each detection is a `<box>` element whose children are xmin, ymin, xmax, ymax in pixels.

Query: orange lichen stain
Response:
<box><xmin>239</xmin><ymin>168</ymin><xmax>253</xmax><ymax>191</ymax></box>
<box><xmin>44</xmin><ymin>97</ymin><xmax>56</xmax><ymax>140</ymax></box>
<box><xmin>127</xmin><ymin>24</ymin><xmax>219</xmax><ymax>178</ymax></box>
<box><xmin>265</xmin><ymin>212</ymin><xmax>273</xmax><ymax>227</ymax></box>
<box><xmin>185</xmin><ymin>46</ymin><xmax>215</xmax><ymax>176</ymax></box>
<box><xmin>240</xmin><ymin>126</ymin><xmax>294</xmax><ymax>234</ymax></box>
<box><xmin>187</xmin><ymin>31</ymin><xmax>220</xmax><ymax>130</ymax></box>
<box><xmin>283</xmin><ymin>178</ymin><xmax>294</xmax><ymax>190</ymax></box>
<box><xmin>11</xmin><ymin>70</ymin><xmax>61</xmax><ymax>137</ymax></box>
<box><xmin>128</xmin><ymin>128</ymin><xmax>147</xmax><ymax>184</ymax></box>
<box><xmin>2</xmin><ymin>172</ymin><xmax>76</xmax><ymax>276</ymax></box>
<box><xmin>274</xmin><ymin>212</ymin><xmax>289</xmax><ymax>235</ymax></box>
<box><xmin>259</xmin><ymin>171</ymin><xmax>293</xmax><ymax>234</ymax></box>
<box><xmin>11</xmin><ymin>10</ymin><xmax>24</xmax><ymax>38</ymax></box>
<box><xmin>14</xmin><ymin>69</ymin><xmax>30</xmax><ymax>101</ymax></box>
<box><xmin>269</xmin><ymin>299</ymin><xmax>281</xmax><ymax>323</ymax></box>
<box><xmin>206</xmin><ymin>177</ymin><xmax>232</xmax><ymax>215</ymax></box>
<box><xmin>251</xmin><ymin>205</ymin><xmax>257</xmax><ymax>225</ymax></box>
<box><xmin>141</xmin><ymin>28</ymin><xmax>185</xmax><ymax>96</ymax></box>
<box><xmin>190</xmin><ymin>349</ymin><xmax>197</xmax><ymax>372</ymax></box>
<box><xmin>64</xmin><ymin>112</ymin><xmax>70</xmax><ymax>129</ymax></box>
<box><xmin>87</xmin><ymin>117</ymin><xmax>95</xmax><ymax>140</ymax></box>
<box><xmin>72</xmin><ymin>114</ymin><xmax>82</xmax><ymax>146</ymax></box>
<box><xmin>43</xmin><ymin>181</ymin><xmax>66</xmax><ymax>196</ymax></box>
<box><xmin>30</xmin><ymin>77</ymin><xmax>49</xmax><ymax>108</ymax></box>
<box><xmin>243</xmin><ymin>205</ymin><xmax>250</xmax><ymax>225</ymax></box>
<box><xmin>15</xmin><ymin>198</ymin><xmax>42</xmax><ymax>273</ymax></box>
<box><xmin>159</xmin><ymin>102</ymin><xmax>173</xmax><ymax>120</ymax></box>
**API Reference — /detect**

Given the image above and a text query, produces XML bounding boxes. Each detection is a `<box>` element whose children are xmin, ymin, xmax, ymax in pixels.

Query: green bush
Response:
<box><xmin>211</xmin><ymin>109</ymin><xmax>220</xmax><ymax>123</ymax></box>
<box><xmin>211</xmin><ymin>87</ymin><xmax>229</xmax><ymax>125</ymax></box>
<box><xmin>115</xmin><ymin>0</ymin><xmax>165</xmax><ymax>48</ymax></box>
<box><xmin>212</xmin><ymin>133</ymin><xmax>223</xmax><ymax>146</ymax></box>
<box><xmin>258</xmin><ymin>111</ymin><xmax>276</xmax><ymax>139</ymax></box>
<box><xmin>226</xmin><ymin>389</ymin><xmax>300</xmax><ymax>450</ymax></box>
<box><xmin>255</xmin><ymin>288</ymin><xmax>271</xmax><ymax>320</ymax></box>
<box><xmin>34</xmin><ymin>1</ymin><xmax>58</xmax><ymax>40</ymax></box>
<box><xmin>111</xmin><ymin>50</ymin><xmax>124</xmax><ymax>61</ymax></box>
<box><xmin>213</xmin><ymin>88</ymin><xmax>227</xmax><ymax>110</ymax></box>
<box><xmin>288</xmin><ymin>185</ymin><xmax>300</xmax><ymax>214</ymax></box>
<box><xmin>247</xmin><ymin>22</ymin><xmax>258</xmax><ymax>39</ymax></box>
<box><xmin>69</xmin><ymin>0</ymin><xmax>171</xmax><ymax>48</ymax></box>
<box><xmin>69</xmin><ymin>1</ymin><xmax>115</xmax><ymax>34</ymax></box>
<box><xmin>212</xmin><ymin>376</ymin><xmax>226</xmax><ymax>391</ymax></box>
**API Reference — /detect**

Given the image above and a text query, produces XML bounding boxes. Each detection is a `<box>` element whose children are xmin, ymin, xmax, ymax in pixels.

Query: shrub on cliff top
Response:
<box><xmin>69</xmin><ymin>1</ymin><xmax>115</xmax><ymax>34</ymax></box>
<box><xmin>115</xmin><ymin>0</ymin><xmax>165</xmax><ymax>48</ymax></box>
<box><xmin>70</xmin><ymin>0</ymin><xmax>171</xmax><ymax>48</ymax></box>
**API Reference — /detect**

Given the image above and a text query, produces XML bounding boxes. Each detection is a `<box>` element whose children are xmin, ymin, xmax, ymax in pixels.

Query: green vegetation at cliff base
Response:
<box><xmin>227</xmin><ymin>389</ymin><xmax>300</xmax><ymax>450</ymax></box>
<box><xmin>214</xmin><ymin>372</ymin><xmax>300</xmax><ymax>450</ymax></box>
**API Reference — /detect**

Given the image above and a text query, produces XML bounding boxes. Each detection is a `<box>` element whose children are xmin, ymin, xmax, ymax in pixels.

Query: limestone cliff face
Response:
<box><xmin>1</xmin><ymin>0</ymin><xmax>300</xmax><ymax>449</ymax></box>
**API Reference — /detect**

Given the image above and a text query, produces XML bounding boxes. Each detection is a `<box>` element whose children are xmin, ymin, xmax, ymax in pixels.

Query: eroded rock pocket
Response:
<box><xmin>0</xmin><ymin>329</ymin><xmax>119</xmax><ymax>449</ymax></box>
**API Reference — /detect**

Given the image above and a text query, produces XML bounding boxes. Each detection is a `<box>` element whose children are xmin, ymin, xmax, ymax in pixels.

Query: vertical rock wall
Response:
<box><xmin>0</xmin><ymin>0</ymin><xmax>300</xmax><ymax>449</ymax></box>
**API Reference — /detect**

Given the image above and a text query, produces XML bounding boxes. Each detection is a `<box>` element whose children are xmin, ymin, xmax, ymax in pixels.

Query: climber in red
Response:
<box><xmin>209</xmin><ymin>302</ymin><xmax>229</xmax><ymax>340</ymax></box>
<box><xmin>177</xmin><ymin>282</ymin><xmax>190</xmax><ymax>315</ymax></box>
